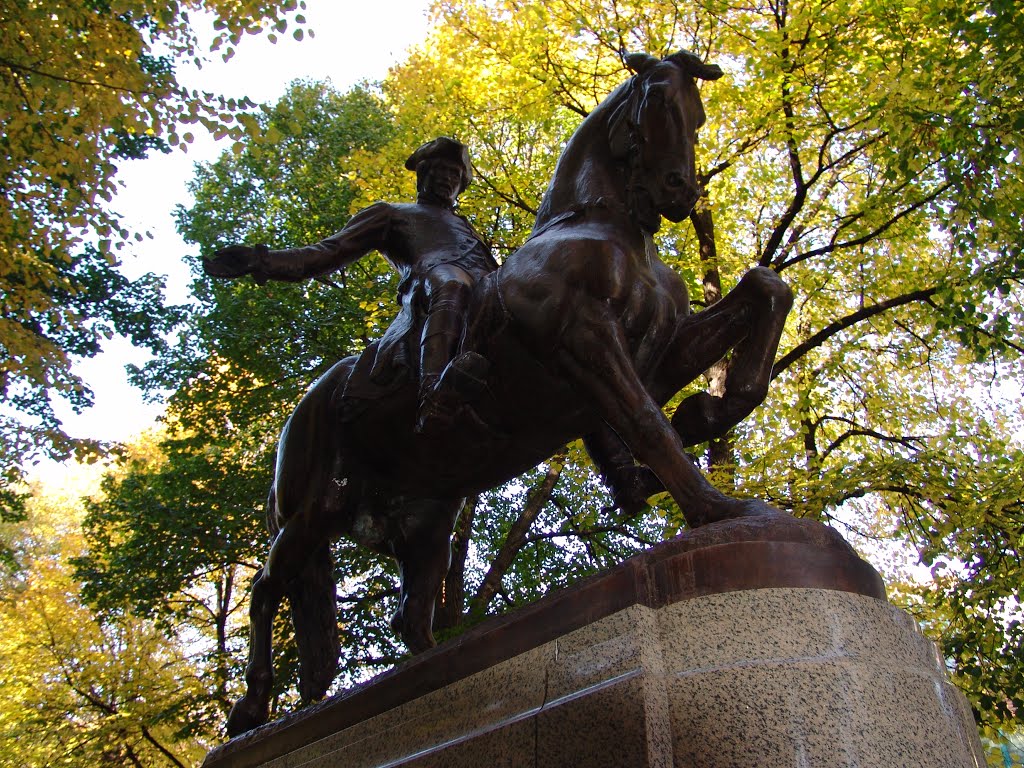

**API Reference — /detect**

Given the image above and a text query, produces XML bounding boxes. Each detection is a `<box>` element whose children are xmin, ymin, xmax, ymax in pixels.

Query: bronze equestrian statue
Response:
<box><xmin>203</xmin><ymin>50</ymin><xmax>794</xmax><ymax>736</ymax></box>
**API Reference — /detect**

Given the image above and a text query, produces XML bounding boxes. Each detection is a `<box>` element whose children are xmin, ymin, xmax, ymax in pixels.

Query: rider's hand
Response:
<box><xmin>202</xmin><ymin>245</ymin><xmax>269</xmax><ymax>285</ymax></box>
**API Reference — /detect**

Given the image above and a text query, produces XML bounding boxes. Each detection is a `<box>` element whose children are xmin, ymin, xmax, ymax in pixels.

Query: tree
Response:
<box><xmin>74</xmin><ymin>430</ymin><xmax>256</xmax><ymax>728</ymax></box>
<box><xmin>76</xmin><ymin>80</ymin><xmax>408</xmax><ymax>707</ymax></box>
<box><xmin>81</xmin><ymin>0</ymin><xmax>1023</xmax><ymax>736</ymax></box>
<box><xmin>0</xmin><ymin>0</ymin><xmax>309</xmax><ymax>516</ymax></box>
<box><xmin>0</xmin><ymin>472</ymin><xmax>210</xmax><ymax>767</ymax></box>
<box><xmin>382</xmin><ymin>0</ymin><xmax>1024</xmax><ymax>732</ymax></box>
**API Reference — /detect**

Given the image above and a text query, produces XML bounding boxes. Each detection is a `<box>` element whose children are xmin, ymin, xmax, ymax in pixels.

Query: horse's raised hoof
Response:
<box><xmin>391</xmin><ymin>608</ymin><xmax>436</xmax><ymax>654</ymax></box>
<box><xmin>226</xmin><ymin>695</ymin><xmax>269</xmax><ymax>737</ymax></box>
<box><xmin>608</xmin><ymin>466</ymin><xmax>665</xmax><ymax>517</ymax></box>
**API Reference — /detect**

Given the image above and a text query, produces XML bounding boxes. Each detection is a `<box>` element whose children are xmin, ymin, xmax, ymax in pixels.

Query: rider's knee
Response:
<box><xmin>428</xmin><ymin>275</ymin><xmax>472</xmax><ymax>313</ymax></box>
<box><xmin>426</xmin><ymin>263</ymin><xmax>473</xmax><ymax>289</ymax></box>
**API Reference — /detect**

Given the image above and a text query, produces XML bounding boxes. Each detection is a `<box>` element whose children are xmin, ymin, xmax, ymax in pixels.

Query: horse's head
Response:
<box><xmin>610</xmin><ymin>50</ymin><xmax>723</xmax><ymax>232</ymax></box>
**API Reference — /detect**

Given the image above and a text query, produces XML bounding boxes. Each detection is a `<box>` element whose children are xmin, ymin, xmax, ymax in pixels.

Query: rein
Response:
<box><xmin>602</xmin><ymin>71</ymin><xmax>662</xmax><ymax>235</ymax></box>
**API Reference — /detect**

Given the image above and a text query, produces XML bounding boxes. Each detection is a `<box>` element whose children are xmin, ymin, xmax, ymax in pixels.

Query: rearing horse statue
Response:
<box><xmin>213</xmin><ymin>50</ymin><xmax>793</xmax><ymax>736</ymax></box>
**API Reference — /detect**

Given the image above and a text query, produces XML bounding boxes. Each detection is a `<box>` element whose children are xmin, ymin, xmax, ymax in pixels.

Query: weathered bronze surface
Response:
<box><xmin>203</xmin><ymin>50</ymin><xmax>794</xmax><ymax>736</ymax></box>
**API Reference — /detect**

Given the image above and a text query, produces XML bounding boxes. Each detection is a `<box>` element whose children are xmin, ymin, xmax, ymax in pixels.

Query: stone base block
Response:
<box><xmin>204</xmin><ymin>517</ymin><xmax>984</xmax><ymax>767</ymax></box>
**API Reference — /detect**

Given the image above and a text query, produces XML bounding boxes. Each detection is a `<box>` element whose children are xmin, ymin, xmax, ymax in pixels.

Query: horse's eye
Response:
<box><xmin>645</xmin><ymin>87</ymin><xmax>668</xmax><ymax>106</ymax></box>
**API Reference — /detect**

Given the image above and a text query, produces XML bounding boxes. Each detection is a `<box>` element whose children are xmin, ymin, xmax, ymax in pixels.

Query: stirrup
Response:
<box><xmin>438</xmin><ymin>351</ymin><xmax>490</xmax><ymax>400</ymax></box>
<box><xmin>415</xmin><ymin>384</ymin><xmax>458</xmax><ymax>435</ymax></box>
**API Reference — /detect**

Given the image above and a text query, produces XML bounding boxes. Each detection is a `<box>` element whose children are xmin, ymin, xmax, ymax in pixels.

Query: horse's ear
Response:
<box><xmin>624</xmin><ymin>52</ymin><xmax>659</xmax><ymax>74</ymax></box>
<box><xmin>668</xmin><ymin>50</ymin><xmax>724</xmax><ymax>81</ymax></box>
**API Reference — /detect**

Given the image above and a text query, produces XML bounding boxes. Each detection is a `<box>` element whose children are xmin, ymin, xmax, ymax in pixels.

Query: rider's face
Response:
<box><xmin>418</xmin><ymin>160</ymin><xmax>465</xmax><ymax>205</ymax></box>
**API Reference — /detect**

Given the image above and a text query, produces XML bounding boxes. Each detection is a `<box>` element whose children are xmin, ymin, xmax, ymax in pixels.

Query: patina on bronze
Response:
<box><xmin>203</xmin><ymin>50</ymin><xmax>794</xmax><ymax>736</ymax></box>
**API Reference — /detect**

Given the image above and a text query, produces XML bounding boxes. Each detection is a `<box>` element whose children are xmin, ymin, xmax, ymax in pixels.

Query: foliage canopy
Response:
<box><xmin>0</xmin><ymin>0</ymin><xmax>309</xmax><ymax>513</ymax></box>
<box><xmin>0</xmin><ymin>473</ymin><xmax>211</xmax><ymax>767</ymax></box>
<box><xmin>9</xmin><ymin>0</ymin><xmax>1022</xmax><ymax>758</ymax></box>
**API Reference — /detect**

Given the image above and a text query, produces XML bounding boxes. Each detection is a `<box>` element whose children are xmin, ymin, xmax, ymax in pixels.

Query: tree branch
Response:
<box><xmin>338</xmin><ymin>587</ymin><xmax>399</xmax><ymax>606</ymax></box>
<box><xmin>700</xmin><ymin>129</ymin><xmax>770</xmax><ymax>184</ymax></box>
<box><xmin>465</xmin><ymin>114</ymin><xmax>542</xmax><ymax>217</ymax></box>
<box><xmin>435</xmin><ymin>495</ymin><xmax>477</xmax><ymax>631</ymax></box>
<box><xmin>761</xmin><ymin>129</ymin><xmax>887</xmax><ymax>267</ymax></box>
<box><xmin>542</xmin><ymin>44</ymin><xmax>592</xmax><ymax>118</ymax></box>
<box><xmin>772</xmin><ymin>287</ymin><xmax>939</xmax><ymax>377</ymax></box>
<box><xmin>470</xmin><ymin>451</ymin><xmax>566</xmax><ymax>614</ymax></box>
<box><xmin>0</xmin><ymin>56</ymin><xmax>157</xmax><ymax>97</ymax></box>
<box><xmin>471</xmin><ymin>168</ymin><xmax>539</xmax><ymax>217</ymax></box>
<box><xmin>139</xmin><ymin>725</ymin><xmax>188</xmax><ymax>768</ymax></box>
<box><xmin>777</xmin><ymin>182</ymin><xmax>952</xmax><ymax>271</ymax></box>
<box><xmin>821</xmin><ymin>422</ymin><xmax>925</xmax><ymax>460</ymax></box>
<box><xmin>525</xmin><ymin>525</ymin><xmax>658</xmax><ymax>548</ymax></box>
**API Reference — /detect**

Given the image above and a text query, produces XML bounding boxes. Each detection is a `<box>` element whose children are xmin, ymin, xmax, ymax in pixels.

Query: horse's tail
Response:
<box><xmin>287</xmin><ymin>541</ymin><xmax>339</xmax><ymax>703</ymax></box>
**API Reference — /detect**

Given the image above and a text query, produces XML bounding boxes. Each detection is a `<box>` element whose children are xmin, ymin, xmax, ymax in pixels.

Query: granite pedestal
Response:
<box><xmin>204</xmin><ymin>516</ymin><xmax>984</xmax><ymax>767</ymax></box>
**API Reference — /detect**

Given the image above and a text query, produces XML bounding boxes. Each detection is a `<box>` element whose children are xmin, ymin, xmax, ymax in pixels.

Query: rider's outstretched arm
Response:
<box><xmin>203</xmin><ymin>202</ymin><xmax>394</xmax><ymax>284</ymax></box>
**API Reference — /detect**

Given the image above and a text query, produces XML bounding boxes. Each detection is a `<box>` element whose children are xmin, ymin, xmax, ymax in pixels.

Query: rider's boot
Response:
<box><xmin>416</xmin><ymin>286</ymin><xmax>468</xmax><ymax>434</ymax></box>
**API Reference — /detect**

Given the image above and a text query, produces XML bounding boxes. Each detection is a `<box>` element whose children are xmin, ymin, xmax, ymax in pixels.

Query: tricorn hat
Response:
<box><xmin>405</xmin><ymin>137</ymin><xmax>473</xmax><ymax>191</ymax></box>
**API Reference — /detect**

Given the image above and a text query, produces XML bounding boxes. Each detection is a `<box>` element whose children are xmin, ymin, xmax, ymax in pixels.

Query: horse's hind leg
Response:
<box><xmin>227</xmin><ymin>509</ymin><xmax>284</xmax><ymax>735</ymax></box>
<box><xmin>287</xmin><ymin>542</ymin><xmax>339</xmax><ymax>703</ymax></box>
<box><xmin>226</xmin><ymin>358</ymin><xmax>352</xmax><ymax>736</ymax></box>
<box><xmin>386</xmin><ymin>497</ymin><xmax>463</xmax><ymax>653</ymax></box>
<box><xmin>228</xmin><ymin>509</ymin><xmax>339</xmax><ymax>735</ymax></box>
<box><xmin>665</xmin><ymin>267</ymin><xmax>793</xmax><ymax>445</ymax></box>
<box><xmin>583</xmin><ymin>427</ymin><xmax>665</xmax><ymax>515</ymax></box>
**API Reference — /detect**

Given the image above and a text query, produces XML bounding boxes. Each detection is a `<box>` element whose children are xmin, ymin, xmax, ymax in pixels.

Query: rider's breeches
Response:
<box><xmin>420</xmin><ymin>280</ymin><xmax>471</xmax><ymax>385</ymax></box>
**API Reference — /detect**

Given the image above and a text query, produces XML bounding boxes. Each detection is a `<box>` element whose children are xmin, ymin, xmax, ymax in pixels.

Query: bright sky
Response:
<box><xmin>43</xmin><ymin>1</ymin><xmax>434</xmax><ymax>463</ymax></box>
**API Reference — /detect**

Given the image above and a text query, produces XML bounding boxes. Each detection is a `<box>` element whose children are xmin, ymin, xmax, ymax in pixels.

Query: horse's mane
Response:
<box><xmin>532</xmin><ymin>75</ymin><xmax>638</xmax><ymax>230</ymax></box>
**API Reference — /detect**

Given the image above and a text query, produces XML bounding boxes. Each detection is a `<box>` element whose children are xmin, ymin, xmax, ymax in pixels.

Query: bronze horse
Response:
<box><xmin>219</xmin><ymin>50</ymin><xmax>793</xmax><ymax>735</ymax></box>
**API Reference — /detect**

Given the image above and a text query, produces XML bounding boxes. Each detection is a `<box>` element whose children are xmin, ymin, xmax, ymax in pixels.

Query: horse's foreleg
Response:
<box><xmin>387</xmin><ymin>498</ymin><xmax>463</xmax><ymax>653</ymax></box>
<box><xmin>666</xmin><ymin>267</ymin><xmax>793</xmax><ymax>445</ymax></box>
<box><xmin>558</xmin><ymin>307</ymin><xmax>759</xmax><ymax>528</ymax></box>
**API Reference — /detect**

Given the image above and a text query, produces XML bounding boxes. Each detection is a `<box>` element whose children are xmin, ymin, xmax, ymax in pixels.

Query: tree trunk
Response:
<box><xmin>689</xmin><ymin>200</ymin><xmax>736</xmax><ymax>486</ymax></box>
<box><xmin>469</xmin><ymin>450</ymin><xmax>567</xmax><ymax>616</ymax></box>
<box><xmin>434</xmin><ymin>495</ymin><xmax>477</xmax><ymax>632</ymax></box>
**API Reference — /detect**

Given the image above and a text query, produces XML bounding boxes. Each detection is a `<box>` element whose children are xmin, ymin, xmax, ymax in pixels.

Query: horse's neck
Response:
<box><xmin>534</xmin><ymin>104</ymin><xmax>626</xmax><ymax>231</ymax></box>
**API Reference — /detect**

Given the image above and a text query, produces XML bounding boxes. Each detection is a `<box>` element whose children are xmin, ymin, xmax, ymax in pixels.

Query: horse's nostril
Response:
<box><xmin>666</xmin><ymin>172</ymin><xmax>686</xmax><ymax>188</ymax></box>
